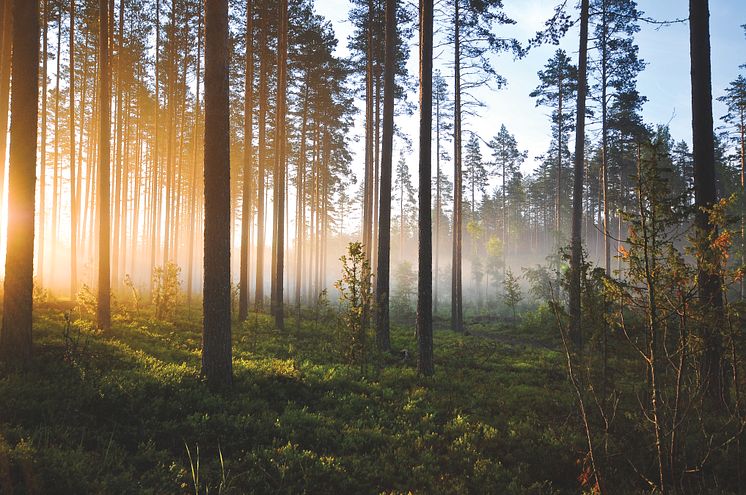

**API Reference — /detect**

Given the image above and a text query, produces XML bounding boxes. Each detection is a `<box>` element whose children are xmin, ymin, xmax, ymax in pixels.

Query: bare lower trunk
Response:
<box><xmin>1</xmin><ymin>0</ymin><xmax>40</xmax><ymax>364</ymax></box>
<box><xmin>202</xmin><ymin>0</ymin><xmax>232</xmax><ymax>390</ymax></box>
<box><xmin>417</xmin><ymin>0</ymin><xmax>434</xmax><ymax>376</ymax></box>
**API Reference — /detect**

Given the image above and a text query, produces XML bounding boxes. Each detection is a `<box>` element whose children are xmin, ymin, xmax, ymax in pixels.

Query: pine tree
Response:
<box><xmin>433</xmin><ymin>70</ymin><xmax>452</xmax><ymax>314</ymax></box>
<box><xmin>530</xmin><ymin>49</ymin><xmax>577</xmax><ymax>241</ymax></box>
<box><xmin>463</xmin><ymin>134</ymin><xmax>487</xmax><ymax>216</ymax></box>
<box><xmin>239</xmin><ymin>0</ymin><xmax>253</xmax><ymax>321</ymax></box>
<box><xmin>488</xmin><ymin>124</ymin><xmax>526</xmax><ymax>263</ymax></box>
<box><xmin>445</xmin><ymin>0</ymin><xmax>520</xmax><ymax>333</ymax></box>
<box><xmin>96</xmin><ymin>0</ymin><xmax>112</xmax><ymax>331</ymax></box>
<box><xmin>1</xmin><ymin>0</ymin><xmax>40</xmax><ymax>364</ymax></box>
<box><xmin>271</xmin><ymin>0</ymin><xmax>288</xmax><ymax>330</ymax></box>
<box><xmin>417</xmin><ymin>0</ymin><xmax>434</xmax><ymax>377</ymax></box>
<box><xmin>569</xmin><ymin>0</ymin><xmax>590</xmax><ymax>349</ymax></box>
<box><xmin>589</xmin><ymin>0</ymin><xmax>646</xmax><ymax>275</ymax></box>
<box><xmin>690</xmin><ymin>0</ymin><xmax>724</xmax><ymax>401</ymax></box>
<box><xmin>375</xmin><ymin>0</ymin><xmax>397</xmax><ymax>352</ymax></box>
<box><xmin>202</xmin><ymin>0</ymin><xmax>232</xmax><ymax>390</ymax></box>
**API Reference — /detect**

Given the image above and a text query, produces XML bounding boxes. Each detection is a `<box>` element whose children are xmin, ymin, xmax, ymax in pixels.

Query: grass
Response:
<box><xmin>0</xmin><ymin>304</ymin><xmax>582</xmax><ymax>494</ymax></box>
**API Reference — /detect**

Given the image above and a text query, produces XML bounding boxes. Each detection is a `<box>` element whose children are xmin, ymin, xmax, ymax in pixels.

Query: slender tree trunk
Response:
<box><xmin>202</xmin><ymin>0</ymin><xmax>232</xmax><ymax>390</ymax></box>
<box><xmin>1</xmin><ymin>0</ymin><xmax>39</xmax><ymax>364</ymax></box>
<box><xmin>295</xmin><ymin>80</ymin><xmax>309</xmax><ymax>323</ymax></box>
<box><xmin>601</xmin><ymin>1</ymin><xmax>611</xmax><ymax>276</ymax></box>
<box><xmin>111</xmin><ymin>0</ymin><xmax>124</xmax><ymax>289</ymax></box>
<box><xmin>362</xmin><ymin>0</ymin><xmax>374</xmax><ymax>259</ymax></box>
<box><xmin>636</xmin><ymin>161</ymin><xmax>666</xmax><ymax>494</ymax></box>
<box><xmin>375</xmin><ymin>0</ymin><xmax>396</xmax><ymax>352</ymax></box>
<box><xmin>0</xmin><ymin>0</ymin><xmax>12</xmax><ymax>256</ymax></box>
<box><xmin>187</xmin><ymin>5</ymin><xmax>202</xmax><ymax>309</ymax></box>
<box><xmin>373</xmin><ymin>60</ymin><xmax>381</xmax><ymax>272</ymax></box>
<box><xmin>568</xmin><ymin>0</ymin><xmax>590</xmax><ymax>348</ymax></box>
<box><xmin>239</xmin><ymin>0</ymin><xmax>253</xmax><ymax>321</ymax></box>
<box><xmin>690</xmin><ymin>0</ymin><xmax>724</xmax><ymax>402</ymax></box>
<box><xmin>97</xmin><ymin>0</ymin><xmax>111</xmax><ymax>331</ymax></box>
<box><xmin>557</xmin><ymin>73</ymin><xmax>563</xmax><ymax>242</ymax></box>
<box><xmin>417</xmin><ymin>0</ymin><xmax>434</xmax><ymax>376</ymax></box>
<box><xmin>434</xmin><ymin>92</ymin><xmax>440</xmax><ymax>315</ymax></box>
<box><xmin>271</xmin><ymin>0</ymin><xmax>288</xmax><ymax>330</ymax></box>
<box><xmin>150</xmin><ymin>0</ymin><xmax>161</xmax><ymax>293</ymax></box>
<box><xmin>52</xmin><ymin>8</ymin><xmax>61</xmax><ymax>251</ymax></box>
<box><xmin>69</xmin><ymin>0</ymin><xmax>78</xmax><ymax>298</ymax></box>
<box><xmin>738</xmin><ymin>106</ymin><xmax>746</xmax><ymax>301</ymax></box>
<box><xmin>451</xmin><ymin>2</ymin><xmax>463</xmax><ymax>333</ymax></box>
<box><xmin>254</xmin><ymin>24</ymin><xmax>267</xmax><ymax>310</ymax></box>
<box><xmin>38</xmin><ymin>0</ymin><xmax>48</xmax><ymax>286</ymax></box>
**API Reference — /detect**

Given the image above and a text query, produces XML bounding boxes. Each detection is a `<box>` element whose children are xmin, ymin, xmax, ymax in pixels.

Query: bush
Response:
<box><xmin>334</xmin><ymin>242</ymin><xmax>374</xmax><ymax>375</ymax></box>
<box><xmin>152</xmin><ymin>263</ymin><xmax>181</xmax><ymax>321</ymax></box>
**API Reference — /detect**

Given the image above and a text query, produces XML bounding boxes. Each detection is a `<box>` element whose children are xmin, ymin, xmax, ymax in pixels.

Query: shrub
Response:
<box><xmin>152</xmin><ymin>262</ymin><xmax>181</xmax><ymax>320</ymax></box>
<box><xmin>334</xmin><ymin>242</ymin><xmax>374</xmax><ymax>375</ymax></box>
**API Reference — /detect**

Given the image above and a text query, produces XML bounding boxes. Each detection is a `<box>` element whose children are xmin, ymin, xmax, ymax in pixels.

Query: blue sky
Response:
<box><xmin>314</xmin><ymin>0</ymin><xmax>746</xmax><ymax>188</ymax></box>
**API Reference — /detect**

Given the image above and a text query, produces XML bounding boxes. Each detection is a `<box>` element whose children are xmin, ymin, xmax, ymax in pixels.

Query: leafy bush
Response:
<box><xmin>152</xmin><ymin>262</ymin><xmax>181</xmax><ymax>320</ymax></box>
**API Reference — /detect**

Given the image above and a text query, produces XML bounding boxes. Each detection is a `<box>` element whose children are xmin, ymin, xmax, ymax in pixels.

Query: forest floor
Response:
<box><xmin>0</xmin><ymin>304</ymin><xmax>586</xmax><ymax>494</ymax></box>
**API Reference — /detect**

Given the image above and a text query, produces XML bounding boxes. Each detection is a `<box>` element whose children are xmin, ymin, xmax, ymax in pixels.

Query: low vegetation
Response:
<box><xmin>0</xmin><ymin>302</ymin><xmax>580</xmax><ymax>494</ymax></box>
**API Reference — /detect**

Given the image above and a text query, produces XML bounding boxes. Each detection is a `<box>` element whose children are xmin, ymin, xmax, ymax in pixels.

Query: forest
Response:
<box><xmin>0</xmin><ymin>0</ymin><xmax>745</xmax><ymax>492</ymax></box>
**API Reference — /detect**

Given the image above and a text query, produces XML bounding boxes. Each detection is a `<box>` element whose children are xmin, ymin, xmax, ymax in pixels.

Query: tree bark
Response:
<box><xmin>1</xmin><ymin>0</ymin><xmax>39</xmax><ymax>364</ymax></box>
<box><xmin>239</xmin><ymin>0</ymin><xmax>253</xmax><ymax>321</ymax></box>
<box><xmin>202</xmin><ymin>0</ymin><xmax>232</xmax><ymax>390</ymax></box>
<box><xmin>149</xmin><ymin>0</ymin><xmax>160</xmax><ymax>294</ymax></box>
<box><xmin>375</xmin><ymin>0</ymin><xmax>396</xmax><ymax>352</ymax></box>
<box><xmin>69</xmin><ymin>0</ymin><xmax>78</xmax><ymax>297</ymax></box>
<box><xmin>362</xmin><ymin>0</ymin><xmax>374</xmax><ymax>259</ymax></box>
<box><xmin>254</xmin><ymin>18</ymin><xmax>267</xmax><ymax>311</ymax></box>
<box><xmin>271</xmin><ymin>0</ymin><xmax>288</xmax><ymax>330</ymax></box>
<box><xmin>97</xmin><ymin>0</ymin><xmax>111</xmax><ymax>331</ymax></box>
<box><xmin>417</xmin><ymin>0</ymin><xmax>434</xmax><ymax>376</ymax></box>
<box><xmin>187</xmin><ymin>4</ymin><xmax>202</xmax><ymax>309</ymax></box>
<box><xmin>0</xmin><ymin>0</ymin><xmax>12</xmax><ymax>257</ymax></box>
<box><xmin>37</xmin><ymin>0</ymin><xmax>47</xmax><ymax>286</ymax></box>
<box><xmin>568</xmin><ymin>0</ymin><xmax>590</xmax><ymax>348</ymax></box>
<box><xmin>451</xmin><ymin>1</ymin><xmax>463</xmax><ymax>333</ymax></box>
<box><xmin>689</xmin><ymin>0</ymin><xmax>724</xmax><ymax>402</ymax></box>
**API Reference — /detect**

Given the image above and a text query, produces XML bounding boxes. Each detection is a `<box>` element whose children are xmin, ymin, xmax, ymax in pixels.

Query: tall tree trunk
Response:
<box><xmin>295</xmin><ymin>80</ymin><xmax>309</xmax><ymax>321</ymax></box>
<box><xmin>52</xmin><ymin>7</ymin><xmax>61</xmax><ymax>251</ymax></box>
<box><xmin>451</xmin><ymin>1</ymin><xmax>463</xmax><ymax>333</ymax></box>
<box><xmin>202</xmin><ymin>0</ymin><xmax>232</xmax><ymax>390</ymax></box>
<box><xmin>97</xmin><ymin>0</ymin><xmax>111</xmax><ymax>331</ymax></box>
<box><xmin>690</xmin><ymin>0</ymin><xmax>724</xmax><ymax>401</ymax></box>
<box><xmin>187</xmin><ymin>4</ymin><xmax>202</xmax><ymax>309</ymax></box>
<box><xmin>254</xmin><ymin>23</ymin><xmax>267</xmax><ymax>311</ymax></box>
<box><xmin>434</xmin><ymin>90</ymin><xmax>440</xmax><ymax>315</ymax></box>
<box><xmin>362</xmin><ymin>0</ymin><xmax>374</xmax><ymax>258</ymax></box>
<box><xmin>271</xmin><ymin>0</ymin><xmax>288</xmax><ymax>330</ymax></box>
<box><xmin>38</xmin><ymin>0</ymin><xmax>47</xmax><ymax>286</ymax></box>
<box><xmin>111</xmin><ymin>0</ymin><xmax>123</xmax><ymax>289</ymax></box>
<box><xmin>149</xmin><ymin>0</ymin><xmax>161</xmax><ymax>294</ymax></box>
<box><xmin>568</xmin><ymin>0</ymin><xmax>590</xmax><ymax>348</ymax></box>
<box><xmin>601</xmin><ymin>0</ymin><xmax>611</xmax><ymax>276</ymax></box>
<box><xmin>0</xmin><ymin>0</ymin><xmax>12</xmax><ymax>256</ymax></box>
<box><xmin>1</xmin><ymin>0</ymin><xmax>39</xmax><ymax>364</ymax></box>
<box><xmin>557</xmin><ymin>72</ymin><xmax>563</xmax><ymax>242</ymax></box>
<box><xmin>375</xmin><ymin>0</ymin><xmax>395</xmax><ymax>352</ymax></box>
<box><xmin>417</xmin><ymin>0</ymin><xmax>434</xmax><ymax>376</ymax></box>
<box><xmin>239</xmin><ymin>0</ymin><xmax>253</xmax><ymax>321</ymax></box>
<box><xmin>69</xmin><ymin>0</ymin><xmax>78</xmax><ymax>297</ymax></box>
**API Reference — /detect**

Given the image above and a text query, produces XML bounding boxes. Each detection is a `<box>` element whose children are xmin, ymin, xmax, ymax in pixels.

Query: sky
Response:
<box><xmin>314</xmin><ymin>0</ymin><xmax>746</xmax><ymax>190</ymax></box>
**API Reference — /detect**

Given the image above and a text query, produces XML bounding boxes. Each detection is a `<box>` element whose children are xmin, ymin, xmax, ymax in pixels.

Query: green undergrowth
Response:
<box><xmin>0</xmin><ymin>305</ymin><xmax>579</xmax><ymax>494</ymax></box>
